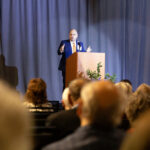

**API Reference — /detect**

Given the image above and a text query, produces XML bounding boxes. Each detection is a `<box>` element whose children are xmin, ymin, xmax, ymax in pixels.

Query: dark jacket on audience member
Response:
<box><xmin>45</xmin><ymin>107</ymin><xmax>80</xmax><ymax>142</ymax></box>
<box><xmin>43</xmin><ymin>125</ymin><xmax>125</xmax><ymax>150</ymax></box>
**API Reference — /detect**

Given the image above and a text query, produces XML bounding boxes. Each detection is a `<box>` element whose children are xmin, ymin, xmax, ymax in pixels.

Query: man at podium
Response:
<box><xmin>57</xmin><ymin>29</ymin><xmax>86</xmax><ymax>90</ymax></box>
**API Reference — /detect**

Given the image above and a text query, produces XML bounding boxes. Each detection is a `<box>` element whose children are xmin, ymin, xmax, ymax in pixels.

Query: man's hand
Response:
<box><xmin>86</xmin><ymin>46</ymin><xmax>92</xmax><ymax>52</ymax></box>
<box><xmin>60</xmin><ymin>44</ymin><xmax>65</xmax><ymax>53</ymax></box>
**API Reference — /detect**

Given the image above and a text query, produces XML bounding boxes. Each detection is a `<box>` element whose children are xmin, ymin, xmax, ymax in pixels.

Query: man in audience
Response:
<box><xmin>45</xmin><ymin>78</ymin><xmax>88</xmax><ymax>142</ymax></box>
<box><xmin>0</xmin><ymin>80</ymin><xmax>32</xmax><ymax>150</ymax></box>
<box><xmin>43</xmin><ymin>80</ymin><xmax>125</xmax><ymax>150</ymax></box>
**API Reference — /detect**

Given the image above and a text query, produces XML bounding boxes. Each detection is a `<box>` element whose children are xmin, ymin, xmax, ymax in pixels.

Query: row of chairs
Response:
<box><xmin>29</xmin><ymin>101</ymin><xmax>62</xmax><ymax>150</ymax></box>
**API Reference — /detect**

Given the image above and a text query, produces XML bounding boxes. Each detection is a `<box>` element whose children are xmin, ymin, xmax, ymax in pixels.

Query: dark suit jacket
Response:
<box><xmin>58</xmin><ymin>40</ymin><xmax>85</xmax><ymax>71</ymax></box>
<box><xmin>43</xmin><ymin>125</ymin><xmax>125</xmax><ymax>150</ymax></box>
<box><xmin>45</xmin><ymin>108</ymin><xmax>80</xmax><ymax>142</ymax></box>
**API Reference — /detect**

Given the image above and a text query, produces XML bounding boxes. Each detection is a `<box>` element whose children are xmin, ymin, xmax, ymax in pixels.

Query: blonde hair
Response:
<box><xmin>0</xmin><ymin>80</ymin><xmax>32</xmax><ymax>150</ymax></box>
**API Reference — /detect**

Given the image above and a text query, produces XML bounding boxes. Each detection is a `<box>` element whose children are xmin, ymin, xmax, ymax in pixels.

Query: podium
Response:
<box><xmin>65</xmin><ymin>52</ymin><xmax>105</xmax><ymax>87</ymax></box>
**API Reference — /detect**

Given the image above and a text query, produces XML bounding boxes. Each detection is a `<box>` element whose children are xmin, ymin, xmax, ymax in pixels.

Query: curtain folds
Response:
<box><xmin>1</xmin><ymin>0</ymin><xmax>150</xmax><ymax>100</ymax></box>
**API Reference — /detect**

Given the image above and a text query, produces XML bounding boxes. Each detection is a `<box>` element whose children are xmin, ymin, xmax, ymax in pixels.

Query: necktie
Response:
<box><xmin>73</xmin><ymin>42</ymin><xmax>76</xmax><ymax>53</ymax></box>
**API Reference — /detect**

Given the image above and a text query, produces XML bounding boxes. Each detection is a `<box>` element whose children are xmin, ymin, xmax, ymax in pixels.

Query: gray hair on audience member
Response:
<box><xmin>0</xmin><ymin>80</ymin><xmax>32</xmax><ymax>150</ymax></box>
<box><xmin>62</xmin><ymin>87</ymin><xmax>72</xmax><ymax>110</ymax></box>
<box><xmin>80</xmin><ymin>80</ymin><xmax>124</xmax><ymax>128</ymax></box>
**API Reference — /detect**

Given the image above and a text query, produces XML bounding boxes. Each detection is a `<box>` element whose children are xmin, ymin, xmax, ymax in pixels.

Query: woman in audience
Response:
<box><xmin>125</xmin><ymin>83</ymin><xmax>150</xmax><ymax>125</ymax></box>
<box><xmin>24</xmin><ymin>78</ymin><xmax>53</xmax><ymax>112</ymax></box>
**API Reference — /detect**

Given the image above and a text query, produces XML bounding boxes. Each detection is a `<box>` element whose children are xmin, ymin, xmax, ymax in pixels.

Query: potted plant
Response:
<box><xmin>86</xmin><ymin>62</ymin><xmax>116</xmax><ymax>82</ymax></box>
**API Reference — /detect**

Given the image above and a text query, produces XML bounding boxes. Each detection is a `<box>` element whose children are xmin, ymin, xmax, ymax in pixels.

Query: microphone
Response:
<box><xmin>77</xmin><ymin>41</ymin><xmax>81</xmax><ymax>50</ymax></box>
<box><xmin>77</xmin><ymin>41</ymin><xmax>81</xmax><ymax>46</ymax></box>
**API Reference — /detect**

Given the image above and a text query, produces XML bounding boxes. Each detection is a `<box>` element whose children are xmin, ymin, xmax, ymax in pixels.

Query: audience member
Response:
<box><xmin>0</xmin><ymin>80</ymin><xmax>32</xmax><ymax>150</ymax></box>
<box><xmin>125</xmin><ymin>83</ymin><xmax>150</xmax><ymax>125</ymax></box>
<box><xmin>43</xmin><ymin>80</ymin><xmax>125</xmax><ymax>150</ymax></box>
<box><xmin>120</xmin><ymin>110</ymin><xmax>150</xmax><ymax>150</ymax></box>
<box><xmin>120</xmin><ymin>79</ymin><xmax>132</xmax><ymax>87</ymax></box>
<box><xmin>116</xmin><ymin>82</ymin><xmax>132</xmax><ymax>96</ymax></box>
<box><xmin>61</xmin><ymin>87</ymin><xmax>72</xmax><ymax>110</ymax></box>
<box><xmin>24</xmin><ymin>78</ymin><xmax>53</xmax><ymax>112</ymax></box>
<box><xmin>45</xmin><ymin>78</ymin><xmax>88</xmax><ymax>142</ymax></box>
<box><xmin>115</xmin><ymin>81</ymin><xmax>133</xmax><ymax>130</ymax></box>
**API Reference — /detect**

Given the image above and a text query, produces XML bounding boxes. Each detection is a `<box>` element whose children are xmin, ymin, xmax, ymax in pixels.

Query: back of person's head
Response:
<box><xmin>0</xmin><ymin>81</ymin><xmax>32</xmax><ymax>150</ymax></box>
<box><xmin>125</xmin><ymin>83</ymin><xmax>150</xmax><ymax>124</ymax></box>
<box><xmin>79</xmin><ymin>80</ymin><xmax>123</xmax><ymax>128</ymax></box>
<box><xmin>120</xmin><ymin>79</ymin><xmax>132</xmax><ymax>86</ymax></box>
<box><xmin>69</xmin><ymin>78</ymin><xmax>89</xmax><ymax>103</ymax></box>
<box><xmin>135</xmin><ymin>83</ymin><xmax>150</xmax><ymax>96</ymax></box>
<box><xmin>25</xmin><ymin>78</ymin><xmax>47</xmax><ymax>105</ymax></box>
<box><xmin>120</xmin><ymin>110</ymin><xmax>150</xmax><ymax>150</ymax></box>
<box><xmin>62</xmin><ymin>87</ymin><xmax>72</xmax><ymax>110</ymax></box>
<box><xmin>115</xmin><ymin>82</ymin><xmax>132</xmax><ymax>96</ymax></box>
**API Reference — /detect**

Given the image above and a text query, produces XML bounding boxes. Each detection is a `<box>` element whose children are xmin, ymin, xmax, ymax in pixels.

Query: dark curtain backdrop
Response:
<box><xmin>1</xmin><ymin>0</ymin><xmax>150</xmax><ymax>101</ymax></box>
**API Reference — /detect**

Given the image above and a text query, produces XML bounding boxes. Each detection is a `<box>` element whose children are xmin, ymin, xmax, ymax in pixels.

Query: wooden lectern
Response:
<box><xmin>65</xmin><ymin>52</ymin><xmax>105</xmax><ymax>87</ymax></box>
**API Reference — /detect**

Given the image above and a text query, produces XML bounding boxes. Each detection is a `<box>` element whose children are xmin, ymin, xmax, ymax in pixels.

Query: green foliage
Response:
<box><xmin>86</xmin><ymin>62</ymin><xmax>117</xmax><ymax>82</ymax></box>
<box><xmin>105</xmin><ymin>73</ymin><xmax>116</xmax><ymax>83</ymax></box>
<box><xmin>86</xmin><ymin>62</ymin><xmax>102</xmax><ymax>80</ymax></box>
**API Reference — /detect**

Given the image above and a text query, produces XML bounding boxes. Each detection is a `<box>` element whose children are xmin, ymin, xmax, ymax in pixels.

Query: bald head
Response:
<box><xmin>80</xmin><ymin>80</ymin><xmax>123</xmax><ymax>127</ymax></box>
<box><xmin>69</xmin><ymin>29</ymin><xmax>78</xmax><ymax>42</ymax></box>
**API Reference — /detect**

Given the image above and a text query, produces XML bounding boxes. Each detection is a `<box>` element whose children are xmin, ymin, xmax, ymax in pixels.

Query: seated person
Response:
<box><xmin>45</xmin><ymin>78</ymin><xmax>88</xmax><ymax>142</ymax></box>
<box><xmin>0</xmin><ymin>80</ymin><xmax>32</xmax><ymax>150</ymax></box>
<box><xmin>43</xmin><ymin>80</ymin><xmax>125</xmax><ymax>150</ymax></box>
<box><xmin>115</xmin><ymin>81</ymin><xmax>133</xmax><ymax>130</ymax></box>
<box><xmin>24</xmin><ymin>78</ymin><xmax>53</xmax><ymax>112</ymax></box>
<box><xmin>125</xmin><ymin>83</ymin><xmax>150</xmax><ymax>126</ymax></box>
<box><xmin>120</xmin><ymin>110</ymin><xmax>150</xmax><ymax>150</ymax></box>
<box><xmin>61</xmin><ymin>87</ymin><xmax>72</xmax><ymax>110</ymax></box>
